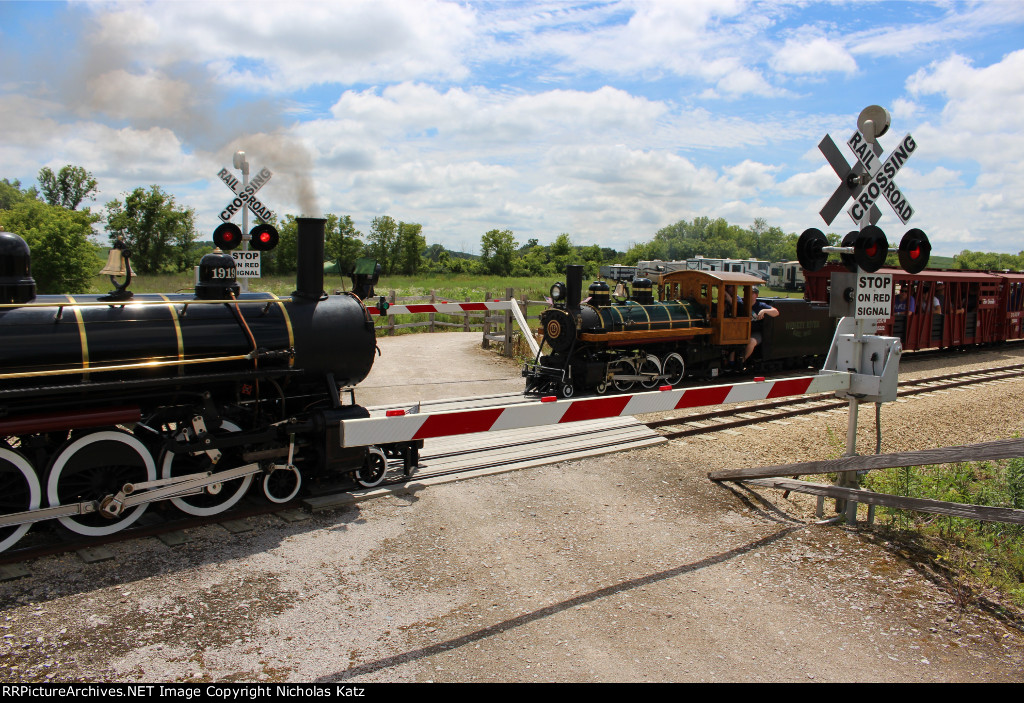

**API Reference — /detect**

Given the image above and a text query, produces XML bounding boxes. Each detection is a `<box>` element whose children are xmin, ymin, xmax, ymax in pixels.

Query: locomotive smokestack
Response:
<box><xmin>566</xmin><ymin>264</ymin><xmax>584</xmax><ymax>309</ymax></box>
<box><xmin>293</xmin><ymin>217</ymin><xmax>326</xmax><ymax>302</ymax></box>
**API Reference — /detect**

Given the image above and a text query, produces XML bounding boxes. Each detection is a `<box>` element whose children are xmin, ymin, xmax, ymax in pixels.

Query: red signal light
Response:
<box><xmin>898</xmin><ymin>229</ymin><xmax>931</xmax><ymax>274</ymax></box>
<box><xmin>212</xmin><ymin>222</ymin><xmax>243</xmax><ymax>250</ymax></box>
<box><xmin>248</xmin><ymin>224</ymin><xmax>279</xmax><ymax>251</ymax></box>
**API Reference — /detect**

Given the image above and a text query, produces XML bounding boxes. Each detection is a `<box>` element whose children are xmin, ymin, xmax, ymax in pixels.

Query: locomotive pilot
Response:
<box><xmin>742</xmin><ymin>286</ymin><xmax>779</xmax><ymax>364</ymax></box>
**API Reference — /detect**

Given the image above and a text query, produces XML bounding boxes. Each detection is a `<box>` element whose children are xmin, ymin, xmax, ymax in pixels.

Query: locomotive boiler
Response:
<box><xmin>0</xmin><ymin>218</ymin><xmax>412</xmax><ymax>553</ymax></box>
<box><xmin>523</xmin><ymin>264</ymin><xmax>834</xmax><ymax>397</ymax></box>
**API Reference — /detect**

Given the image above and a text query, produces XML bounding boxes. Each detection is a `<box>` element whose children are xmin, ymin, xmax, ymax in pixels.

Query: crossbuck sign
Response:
<box><xmin>217</xmin><ymin>166</ymin><xmax>275</xmax><ymax>223</ymax></box>
<box><xmin>819</xmin><ymin>130</ymin><xmax>917</xmax><ymax>227</ymax></box>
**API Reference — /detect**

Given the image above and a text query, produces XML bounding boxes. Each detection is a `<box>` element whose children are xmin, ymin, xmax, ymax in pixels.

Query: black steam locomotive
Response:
<box><xmin>523</xmin><ymin>264</ymin><xmax>834</xmax><ymax>397</ymax></box>
<box><xmin>0</xmin><ymin>218</ymin><xmax>415</xmax><ymax>553</ymax></box>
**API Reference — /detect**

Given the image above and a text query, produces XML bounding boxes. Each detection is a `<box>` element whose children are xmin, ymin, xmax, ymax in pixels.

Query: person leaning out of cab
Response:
<box><xmin>742</xmin><ymin>286</ymin><xmax>779</xmax><ymax>365</ymax></box>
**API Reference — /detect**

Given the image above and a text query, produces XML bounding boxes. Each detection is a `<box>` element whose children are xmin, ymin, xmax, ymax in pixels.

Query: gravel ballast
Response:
<box><xmin>1</xmin><ymin>333</ymin><xmax>1022</xmax><ymax>682</ymax></box>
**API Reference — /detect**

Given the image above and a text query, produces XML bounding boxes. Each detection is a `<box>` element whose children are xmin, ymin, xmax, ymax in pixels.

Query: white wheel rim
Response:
<box><xmin>663</xmin><ymin>352</ymin><xmax>685</xmax><ymax>386</ymax></box>
<box><xmin>161</xmin><ymin>421</ymin><xmax>253</xmax><ymax>517</ymax></box>
<box><xmin>47</xmin><ymin>430</ymin><xmax>156</xmax><ymax>537</ymax></box>
<box><xmin>262</xmin><ymin>466</ymin><xmax>301</xmax><ymax>503</ymax></box>
<box><xmin>612</xmin><ymin>360</ymin><xmax>635</xmax><ymax>391</ymax></box>
<box><xmin>357</xmin><ymin>448</ymin><xmax>388</xmax><ymax>488</ymax></box>
<box><xmin>640</xmin><ymin>354</ymin><xmax>662</xmax><ymax>388</ymax></box>
<box><xmin>0</xmin><ymin>448</ymin><xmax>40</xmax><ymax>553</ymax></box>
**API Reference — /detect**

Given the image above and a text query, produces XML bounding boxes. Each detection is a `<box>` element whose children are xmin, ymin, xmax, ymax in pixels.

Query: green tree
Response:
<box><xmin>396</xmin><ymin>222</ymin><xmax>425</xmax><ymax>275</ymax></box>
<box><xmin>105</xmin><ymin>186</ymin><xmax>198</xmax><ymax>274</ymax></box>
<box><xmin>0</xmin><ymin>178</ymin><xmax>40</xmax><ymax>210</ymax></box>
<box><xmin>367</xmin><ymin>216</ymin><xmax>399</xmax><ymax>274</ymax></box>
<box><xmin>0</xmin><ymin>198</ymin><xmax>100</xmax><ymax>294</ymax></box>
<box><xmin>480</xmin><ymin>228</ymin><xmax>518</xmax><ymax>276</ymax></box>
<box><xmin>955</xmin><ymin>250</ymin><xmax>1024</xmax><ymax>271</ymax></box>
<box><xmin>38</xmin><ymin>165</ymin><xmax>99</xmax><ymax>210</ymax></box>
<box><xmin>324</xmin><ymin>214</ymin><xmax>365</xmax><ymax>275</ymax></box>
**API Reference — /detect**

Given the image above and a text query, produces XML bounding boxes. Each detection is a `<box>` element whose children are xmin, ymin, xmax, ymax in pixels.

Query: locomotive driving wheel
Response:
<box><xmin>160</xmin><ymin>420</ymin><xmax>254</xmax><ymax>517</ymax></box>
<box><xmin>46</xmin><ymin>429</ymin><xmax>156</xmax><ymax>537</ymax></box>
<box><xmin>0</xmin><ymin>447</ymin><xmax>40</xmax><ymax>553</ymax></box>
<box><xmin>661</xmin><ymin>353</ymin><xmax>686</xmax><ymax>387</ymax></box>
<box><xmin>638</xmin><ymin>354</ymin><xmax>662</xmax><ymax>390</ymax></box>
<box><xmin>611</xmin><ymin>359</ymin><xmax>636</xmax><ymax>393</ymax></box>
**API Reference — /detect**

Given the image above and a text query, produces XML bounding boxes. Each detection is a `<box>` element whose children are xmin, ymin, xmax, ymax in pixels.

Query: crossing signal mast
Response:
<box><xmin>797</xmin><ymin>106</ymin><xmax>934</xmax><ymax>519</ymax></box>
<box><xmin>213</xmin><ymin>151</ymin><xmax>279</xmax><ymax>287</ymax></box>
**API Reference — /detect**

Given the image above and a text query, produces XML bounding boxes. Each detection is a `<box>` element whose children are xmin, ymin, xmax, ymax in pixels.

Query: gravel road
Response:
<box><xmin>1</xmin><ymin>333</ymin><xmax>1022</xmax><ymax>682</ymax></box>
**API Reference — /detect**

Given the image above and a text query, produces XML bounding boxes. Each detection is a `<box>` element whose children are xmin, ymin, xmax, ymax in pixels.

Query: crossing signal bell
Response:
<box><xmin>797</xmin><ymin>227</ymin><xmax>931</xmax><ymax>275</ymax></box>
<box><xmin>212</xmin><ymin>223</ymin><xmax>279</xmax><ymax>251</ymax></box>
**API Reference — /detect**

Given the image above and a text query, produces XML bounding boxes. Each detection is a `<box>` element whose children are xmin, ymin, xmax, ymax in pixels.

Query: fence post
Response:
<box><xmin>388</xmin><ymin>289</ymin><xmax>396</xmax><ymax>336</ymax></box>
<box><xmin>430</xmin><ymin>290</ymin><xmax>436</xmax><ymax>333</ymax></box>
<box><xmin>464</xmin><ymin>296</ymin><xmax>471</xmax><ymax>332</ymax></box>
<box><xmin>504</xmin><ymin>287</ymin><xmax>514</xmax><ymax>357</ymax></box>
<box><xmin>481</xmin><ymin>291</ymin><xmax>491</xmax><ymax>349</ymax></box>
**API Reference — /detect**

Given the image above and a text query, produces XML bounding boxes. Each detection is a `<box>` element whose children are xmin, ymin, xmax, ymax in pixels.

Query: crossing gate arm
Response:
<box><xmin>338</xmin><ymin>372</ymin><xmax>851</xmax><ymax>447</ymax></box>
<box><xmin>365</xmin><ymin>300</ymin><xmax>539</xmax><ymax>357</ymax></box>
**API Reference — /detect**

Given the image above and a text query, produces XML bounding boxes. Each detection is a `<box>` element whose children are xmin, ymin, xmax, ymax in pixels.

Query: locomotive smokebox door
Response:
<box><xmin>540</xmin><ymin>308</ymin><xmax>577</xmax><ymax>352</ymax></box>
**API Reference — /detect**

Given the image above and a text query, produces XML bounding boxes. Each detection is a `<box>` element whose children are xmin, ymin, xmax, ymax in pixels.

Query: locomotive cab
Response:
<box><xmin>659</xmin><ymin>270</ymin><xmax>763</xmax><ymax>347</ymax></box>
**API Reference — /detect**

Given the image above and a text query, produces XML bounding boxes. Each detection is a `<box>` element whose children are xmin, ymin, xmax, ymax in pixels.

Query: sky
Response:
<box><xmin>1</xmin><ymin>0</ymin><xmax>1023</xmax><ymax>258</ymax></box>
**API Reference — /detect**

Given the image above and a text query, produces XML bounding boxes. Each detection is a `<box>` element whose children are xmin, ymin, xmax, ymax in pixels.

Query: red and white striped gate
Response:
<box><xmin>339</xmin><ymin>373</ymin><xmax>850</xmax><ymax>447</ymax></box>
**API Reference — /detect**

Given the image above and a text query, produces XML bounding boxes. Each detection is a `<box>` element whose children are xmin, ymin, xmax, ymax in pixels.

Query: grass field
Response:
<box><xmin>93</xmin><ymin>270</ymin><xmax>806</xmax><ymax>302</ymax></box>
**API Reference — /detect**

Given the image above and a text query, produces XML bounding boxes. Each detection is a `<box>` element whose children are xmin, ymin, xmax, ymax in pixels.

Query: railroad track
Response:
<box><xmin>3</xmin><ymin>363</ymin><xmax>1022</xmax><ymax>569</ymax></box>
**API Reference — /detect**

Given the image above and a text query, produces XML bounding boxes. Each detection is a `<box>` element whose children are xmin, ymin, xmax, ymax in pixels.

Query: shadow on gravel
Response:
<box><xmin>321</xmin><ymin>524</ymin><xmax>804</xmax><ymax>682</ymax></box>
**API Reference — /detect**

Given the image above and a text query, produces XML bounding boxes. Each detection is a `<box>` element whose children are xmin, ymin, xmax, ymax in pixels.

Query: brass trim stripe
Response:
<box><xmin>65</xmin><ymin>295</ymin><xmax>89</xmax><ymax>380</ymax></box>
<box><xmin>269</xmin><ymin>294</ymin><xmax>295</xmax><ymax>367</ymax></box>
<box><xmin>1</xmin><ymin>298</ymin><xmax>276</xmax><ymax>309</ymax></box>
<box><xmin>608</xmin><ymin>305</ymin><xmax>625</xmax><ymax>330</ymax></box>
<box><xmin>636</xmin><ymin>302</ymin><xmax>651</xmax><ymax>328</ymax></box>
<box><xmin>159</xmin><ymin>294</ymin><xmax>186</xmax><ymax>374</ymax></box>
<box><xmin>0</xmin><ymin>354</ymin><xmax>253</xmax><ymax>381</ymax></box>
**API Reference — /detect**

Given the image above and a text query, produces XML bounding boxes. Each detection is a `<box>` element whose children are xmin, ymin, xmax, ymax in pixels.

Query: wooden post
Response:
<box><xmin>387</xmin><ymin>289</ymin><xmax>396</xmax><ymax>336</ymax></box>
<box><xmin>504</xmin><ymin>287</ymin><xmax>514</xmax><ymax>357</ymax></box>
<box><xmin>464</xmin><ymin>296</ymin><xmax>471</xmax><ymax>332</ymax></box>
<box><xmin>482</xmin><ymin>291</ymin><xmax>491</xmax><ymax>349</ymax></box>
<box><xmin>429</xmin><ymin>290</ymin><xmax>436</xmax><ymax>333</ymax></box>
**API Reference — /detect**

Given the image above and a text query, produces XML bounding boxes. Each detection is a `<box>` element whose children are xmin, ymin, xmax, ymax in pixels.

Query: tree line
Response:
<box><xmin>2</xmin><ymin>163</ymin><xmax>1021</xmax><ymax>295</ymax></box>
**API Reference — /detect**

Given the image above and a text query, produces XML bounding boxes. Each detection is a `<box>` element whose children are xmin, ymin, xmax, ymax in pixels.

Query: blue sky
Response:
<box><xmin>2</xmin><ymin>0</ymin><xmax>1023</xmax><ymax>257</ymax></box>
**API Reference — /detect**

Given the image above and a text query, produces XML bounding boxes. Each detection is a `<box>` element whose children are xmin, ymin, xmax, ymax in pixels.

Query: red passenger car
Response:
<box><xmin>804</xmin><ymin>264</ymin><xmax>1024</xmax><ymax>351</ymax></box>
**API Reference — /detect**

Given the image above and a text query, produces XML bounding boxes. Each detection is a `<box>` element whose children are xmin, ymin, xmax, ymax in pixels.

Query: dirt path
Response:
<box><xmin>1</xmin><ymin>333</ymin><xmax>1021</xmax><ymax>682</ymax></box>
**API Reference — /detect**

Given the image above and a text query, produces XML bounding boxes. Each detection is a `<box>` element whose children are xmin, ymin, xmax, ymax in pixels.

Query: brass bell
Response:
<box><xmin>98</xmin><ymin>239</ymin><xmax>135</xmax><ymax>301</ymax></box>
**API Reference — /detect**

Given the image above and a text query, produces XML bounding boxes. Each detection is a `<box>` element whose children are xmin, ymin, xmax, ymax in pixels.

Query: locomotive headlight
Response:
<box><xmin>550</xmin><ymin>282</ymin><xmax>567</xmax><ymax>302</ymax></box>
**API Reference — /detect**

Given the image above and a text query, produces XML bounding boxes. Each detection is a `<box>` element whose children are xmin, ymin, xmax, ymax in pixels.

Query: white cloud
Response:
<box><xmin>86</xmin><ymin>0</ymin><xmax>478</xmax><ymax>90</ymax></box>
<box><xmin>772</xmin><ymin>35</ymin><xmax>857</xmax><ymax>75</ymax></box>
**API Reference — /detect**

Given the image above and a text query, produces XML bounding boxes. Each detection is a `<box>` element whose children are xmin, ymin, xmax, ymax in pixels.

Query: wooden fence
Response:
<box><xmin>373</xmin><ymin>288</ymin><xmax>547</xmax><ymax>357</ymax></box>
<box><xmin>709</xmin><ymin>438</ymin><xmax>1024</xmax><ymax>526</ymax></box>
